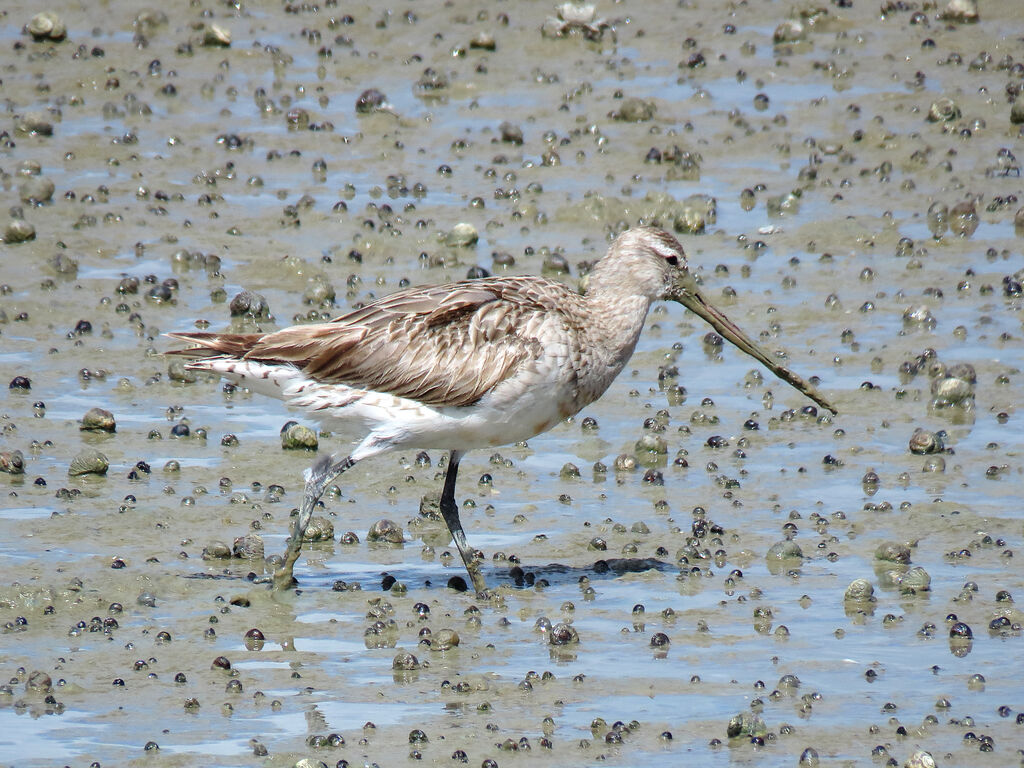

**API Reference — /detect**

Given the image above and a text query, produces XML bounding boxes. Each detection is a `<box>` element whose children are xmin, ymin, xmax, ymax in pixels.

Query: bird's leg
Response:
<box><xmin>272</xmin><ymin>454</ymin><xmax>356</xmax><ymax>591</ymax></box>
<box><xmin>438</xmin><ymin>449</ymin><xmax>488</xmax><ymax>596</ymax></box>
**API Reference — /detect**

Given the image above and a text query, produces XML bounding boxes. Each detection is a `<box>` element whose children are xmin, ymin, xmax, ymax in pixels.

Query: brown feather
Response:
<box><xmin>169</xmin><ymin>277</ymin><xmax>580</xmax><ymax>408</ymax></box>
<box><xmin>165</xmin><ymin>332</ymin><xmax>263</xmax><ymax>358</ymax></box>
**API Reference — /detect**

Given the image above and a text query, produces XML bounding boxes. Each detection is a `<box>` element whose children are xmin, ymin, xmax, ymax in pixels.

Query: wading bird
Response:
<box><xmin>169</xmin><ymin>227</ymin><xmax>835</xmax><ymax>595</ymax></box>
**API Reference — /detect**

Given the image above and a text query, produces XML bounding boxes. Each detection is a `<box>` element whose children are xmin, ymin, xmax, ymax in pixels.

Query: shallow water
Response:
<box><xmin>2</xmin><ymin>1</ymin><xmax>1023</xmax><ymax>766</ymax></box>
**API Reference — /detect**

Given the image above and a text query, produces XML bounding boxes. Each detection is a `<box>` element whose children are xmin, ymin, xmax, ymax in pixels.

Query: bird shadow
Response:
<box><xmin>185</xmin><ymin>556</ymin><xmax>675</xmax><ymax>592</ymax></box>
<box><xmin>375</xmin><ymin>556</ymin><xmax>676</xmax><ymax>593</ymax></box>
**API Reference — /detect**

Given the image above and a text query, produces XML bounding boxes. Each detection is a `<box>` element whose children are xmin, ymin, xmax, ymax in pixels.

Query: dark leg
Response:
<box><xmin>272</xmin><ymin>454</ymin><xmax>356</xmax><ymax>591</ymax></box>
<box><xmin>438</xmin><ymin>450</ymin><xmax>488</xmax><ymax>596</ymax></box>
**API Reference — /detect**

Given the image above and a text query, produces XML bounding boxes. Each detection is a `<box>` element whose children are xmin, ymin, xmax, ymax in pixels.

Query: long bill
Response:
<box><xmin>671</xmin><ymin>273</ymin><xmax>838</xmax><ymax>415</ymax></box>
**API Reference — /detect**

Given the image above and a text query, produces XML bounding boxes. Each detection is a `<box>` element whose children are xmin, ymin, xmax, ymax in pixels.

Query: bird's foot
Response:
<box><xmin>271</xmin><ymin>454</ymin><xmax>356</xmax><ymax>593</ymax></box>
<box><xmin>465</xmin><ymin>564</ymin><xmax>490</xmax><ymax>599</ymax></box>
<box><xmin>271</xmin><ymin>565</ymin><xmax>298</xmax><ymax>592</ymax></box>
<box><xmin>270</xmin><ymin>533</ymin><xmax>303</xmax><ymax>592</ymax></box>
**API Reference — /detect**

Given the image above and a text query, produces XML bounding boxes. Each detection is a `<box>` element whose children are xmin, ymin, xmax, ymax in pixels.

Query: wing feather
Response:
<box><xmin>170</xmin><ymin>276</ymin><xmax>574</xmax><ymax>408</ymax></box>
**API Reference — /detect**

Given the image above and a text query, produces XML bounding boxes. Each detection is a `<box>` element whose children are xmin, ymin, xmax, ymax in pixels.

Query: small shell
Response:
<box><xmin>634</xmin><ymin>434</ymin><xmax>667</xmax><ymax>455</ymax></box>
<box><xmin>355</xmin><ymin>88</ymin><xmax>389</xmax><ymax>114</ymax></box>
<box><xmin>281</xmin><ymin>423</ymin><xmax>318</xmax><ymax>450</ymax></box>
<box><xmin>26</xmin><ymin>670</ymin><xmax>53</xmax><ymax>692</ymax></box>
<box><xmin>726</xmin><ymin>711</ymin><xmax>767</xmax><ymax>739</ymax></box>
<box><xmin>303</xmin><ymin>516</ymin><xmax>334</xmax><ymax>542</ymax></box>
<box><xmin>392</xmin><ymin>652</ymin><xmax>420</xmax><ymax>670</ymax></box>
<box><xmin>167</xmin><ymin>360</ymin><xmax>198</xmax><ymax>384</ymax></box>
<box><xmin>27</xmin><ymin>12</ymin><xmax>67</xmax><ymax>42</ymax></box>
<box><xmin>415</xmin><ymin>67</ymin><xmax>450</xmax><ymax>94</ymax></box>
<box><xmin>904</xmin><ymin>750</ymin><xmax>936</xmax><ymax>768</ymax></box>
<box><xmin>0</xmin><ymin>450</ymin><xmax>26</xmax><ymax>475</ymax></box>
<box><xmin>896</xmin><ymin>566</ymin><xmax>931</xmax><ymax>594</ymax></box>
<box><xmin>445</xmin><ymin>223</ymin><xmax>478</xmax><ymax>248</ymax></box>
<box><xmin>229</xmin><ymin>290</ymin><xmax>270</xmax><ymax>319</ymax></box>
<box><xmin>844</xmin><ymin>578</ymin><xmax>875</xmax><ymax>602</ymax></box>
<box><xmin>3</xmin><ymin>220</ymin><xmax>36</xmax><ymax>243</ymax></box>
<box><xmin>469</xmin><ymin>32</ymin><xmax>496</xmax><ymax>51</ymax></box>
<box><xmin>610</xmin><ymin>97</ymin><xmax>656</xmax><ymax>122</ymax></box>
<box><xmin>80</xmin><ymin>407</ymin><xmax>116</xmax><ymax>433</ymax></box>
<box><xmin>773</xmin><ymin>19</ymin><xmax>805</xmax><ymax>44</ymax></box>
<box><xmin>874</xmin><ymin>542</ymin><xmax>911</xmax><ymax>564</ymax></box>
<box><xmin>949</xmin><ymin>201</ymin><xmax>978</xmax><ymax>238</ymax></box>
<box><xmin>430</xmin><ymin>628</ymin><xmax>460</xmax><ymax>650</ymax></box>
<box><xmin>233</xmin><ymin>533</ymin><xmax>265</xmax><ymax>559</ymax></box>
<box><xmin>558</xmin><ymin>3</ymin><xmax>597</xmax><ymax>24</ymax></box>
<box><xmin>367</xmin><ymin>519</ymin><xmax>404</xmax><ymax>544</ymax></box>
<box><xmin>202</xmin><ymin>541</ymin><xmax>232</xmax><ymax>560</ymax></box>
<box><xmin>908</xmin><ymin>428</ymin><xmax>943</xmax><ymax>455</ymax></box>
<box><xmin>549</xmin><ymin>622</ymin><xmax>579</xmax><ymax>645</ymax></box>
<box><xmin>15</xmin><ymin>113</ymin><xmax>54</xmax><ymax>136</ymax></box>
<box><xmin>927</xmin><ymin>97</ymin><xmax>960</xmax><ymax>123</ymax></box>
<box><xmin>68</xmin><ymin>449</ymin><xmax>109</xmax><ymax>476</ymax></box>
<box><xmin>614</xmin><ymin>453</ymin><xmax>637</xmax><ymax>472</ymax></box>
<box><xmin>939</xmin><ymin>0</ymin><xmax>978</xmax><ymax>23</ymax></box>
<box><xmin>203</xmin><ymin>23</ymin><xmax>231</xmax><ymax>47</ymax></box>
<box><xmin>499</xmin><ymin>121</ymin><xmax>523</xmax><ymax>144</ymax></box>
<box><xmin>930</xmin><ymin>376</ymin><xmax>974</xmax><ymax>406</ymax></box>
<box><xmin>766</xmin><ymin>540</ymin><xmax>803</xmax><ymax>560</ymax></box>
<box><xmin>18</xmin><ymin>177</ymin><xmax>55</xmax><ymax>204</ymax></box>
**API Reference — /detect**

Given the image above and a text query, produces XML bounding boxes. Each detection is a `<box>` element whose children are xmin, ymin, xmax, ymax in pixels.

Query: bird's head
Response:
<box><xmin>615</xmin><ymin>226</ymin><xmax>837</xmax><ymax>414</ymax></box>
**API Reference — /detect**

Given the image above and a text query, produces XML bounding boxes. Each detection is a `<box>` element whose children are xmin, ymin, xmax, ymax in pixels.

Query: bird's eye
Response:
<box><xmin>666</xmin><ymin>255</ymin><xmax>679</xmax><ymax>266</ymax></box>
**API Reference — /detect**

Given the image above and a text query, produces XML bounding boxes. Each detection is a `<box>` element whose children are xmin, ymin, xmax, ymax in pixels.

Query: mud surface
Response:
<box><xmin>1</xmin><ymin>1</ymin><xmax>1023</xmax><ymax>766</ymax></box>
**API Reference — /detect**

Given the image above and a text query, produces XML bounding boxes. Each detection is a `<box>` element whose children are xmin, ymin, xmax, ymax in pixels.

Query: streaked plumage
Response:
<box><xmin>169</xmin><ymin>226</ymin><xmax>835</xmax><ymax>595</ymax></box>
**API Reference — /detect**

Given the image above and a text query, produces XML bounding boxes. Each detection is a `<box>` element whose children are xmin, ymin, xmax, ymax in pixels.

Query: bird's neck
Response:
<box><xmin>585</xmin><ymin>288</ymin><xmax>652</xmax><ymax>355</ymax></box>
<box><xmin>576</xmin><ymin>281</ymin><xmax>654</xmax><ymax>403</ymax></box>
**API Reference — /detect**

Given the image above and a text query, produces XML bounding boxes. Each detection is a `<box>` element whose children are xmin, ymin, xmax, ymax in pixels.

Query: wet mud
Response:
<box><xmin>1</xmin><ymin>0</ymin><xmax>1023</xmax><ymax>766</ymax></box>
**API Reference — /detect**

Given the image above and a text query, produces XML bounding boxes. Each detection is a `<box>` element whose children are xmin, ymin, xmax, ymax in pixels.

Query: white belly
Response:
<box><xmin>194</xmin><ymin>358</ymin><xmax>577</xmax><ymax>453</ymax></box>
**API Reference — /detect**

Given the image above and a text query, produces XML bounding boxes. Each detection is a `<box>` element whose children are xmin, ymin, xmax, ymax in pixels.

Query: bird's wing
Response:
<box><xmin>172</xmin><ymin>277</ymin><xmax>571</xmax><ymax>407</ymax></box>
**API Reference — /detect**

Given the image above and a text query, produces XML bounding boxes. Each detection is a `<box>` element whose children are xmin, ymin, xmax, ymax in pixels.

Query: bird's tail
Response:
<box><xmin>165</xmin><ymin>331</ymin><xmax>261</xmax><ymax>359</ymax></box>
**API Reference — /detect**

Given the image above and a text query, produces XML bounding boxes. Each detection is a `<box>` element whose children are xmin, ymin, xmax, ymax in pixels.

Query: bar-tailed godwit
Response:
<box><xmin>169</xmin><ymin>226</ymin><xmax>836</xmax><ymax>595</ymax></box>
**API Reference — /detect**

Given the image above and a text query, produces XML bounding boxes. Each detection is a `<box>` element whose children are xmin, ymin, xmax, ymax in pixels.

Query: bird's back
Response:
<box><xmin>169</xmin><ymin>274</ymin><xmax>588</xmax><ymax>410</ymax></box>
